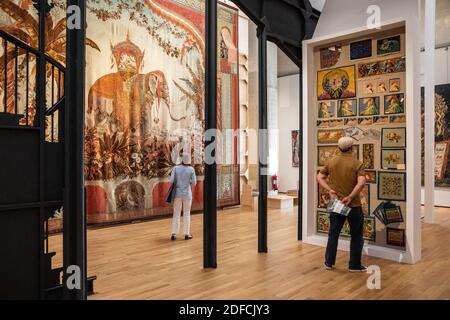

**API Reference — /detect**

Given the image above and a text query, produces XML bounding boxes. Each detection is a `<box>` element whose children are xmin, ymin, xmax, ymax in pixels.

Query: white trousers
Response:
<box><xmin>172</xmin><ymin>197</ymin><xmax>192</xmax><ymax>235</ymax></box>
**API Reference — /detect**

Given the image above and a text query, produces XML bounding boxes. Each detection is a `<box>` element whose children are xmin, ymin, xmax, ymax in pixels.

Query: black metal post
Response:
<box><xmin>298</xmin><ymin>70</ymin><xmax>303</xmax><ymax>241</ymax></box>
<box><xmin>257</xmin><ymin>25</ymin><xmax>268</xmax><ymax>253</ymax></box>
<box><xmin>203</xmin><ymin>0</ymin><xmax>218</xmax><ymax>269</ymax></box>
<box><xmin>63</xmin><ymin>0</ymin><xmax>87</xmax><ymax>299</ymax></box>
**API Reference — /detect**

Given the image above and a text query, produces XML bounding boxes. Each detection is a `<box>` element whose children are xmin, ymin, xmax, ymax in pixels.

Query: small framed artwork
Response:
<box><xmin>389</xmin><ymin>78</ymin><xmax>401</xmax><ymax>92</ymax></box>
<box><xmin>377</xmin><ymin>80</ymin><xmax>387</xmax><ymax>93</ymax></box>
<box><xmin>365</xmin><ymin>170</ymin><xmax>377</xmax><ymax>184</ymax></box>
<box><xmin>363</xmin><ymin>144</ymin><xmax>375</xmax><ymax>169</ymax></box>
<box><xmin>381</xmin><ymin>127</ymin><xmax>406</xmax><ymax>148</ymax></box>
<box><xmin>378</xmin><ymin>171</ymin><xmax>407</xmax><ymax>201</ymax></box>
<box><xmin>318</xmin><ymin>101</ymin><xmax>336</xmax><ymax>119</ymax></box>
<box><xmin>358</xmin><ymin>117</ymin><xmax>373</xmax><ymax>126</ymax></box>
<box><xmin>350</xmin><ymin>39</ymin><xmax>373</xmax><ymax>60</ymax></box>
<box><xmin>364</xmin><ymin>81</ymin><xmax>376</xmax><ymax>95</ymax></box>
<box><xmin>338</xmin><ymin>99</ymin><xmax>358</xmax><ymax>117</ymax></box>
<box><xmin>292</xmin><ymin>130</ymin><xmax>300</xmax><ymax>167</ymax></box>
<box><xmin>344</xmin><ymin>117</ymin><xmax>358</xmax><ymax>126</ymax></box>
<box><xmin>363</xmin><ymin>217</ymin><xmax>376</xmax><ymax>242</ymax></box>
<box><xmin>317</xmin><ymin>65</ymin><xmax>357</xmax><ymax>100</ymax></box>
<box><xmin>320</xmin><ymin>45</ymin><xmax>342</xmax><ymax>69</ymax></box>
<box><xmin>361</xmin><ymin>184</ymin><xmax>371</xmax><ymax>216</ymax></box>
<box><xmin>435</xmin><ymin>141</ymin><xmax>450</xmax><ymax>180</ymax></box>
<box><xmin>377</xmin><ymin>35</ymin><xmax>401</xmax><ymax>56</ymax></box>
<box><xmin>384</xmin><ymin>93</ymin><xmax>405</xmax><ymax>115</ymax></box>
<box><xmin>381</xmin><ymin>149</ymin><xmax>406</xmax><ymax>170</ymax></box>
<box><xmin>318</xmin><ymin>129</ymin><xmax>345</xmax><ymax>144</ymax></box>
<box><xmin>383</xmin><ymin>206</ymin><xmax>404</xmax><ymax>224</ymax></box>
<box><xmin>317</xmin><ymin>211</ymin><xmax>330</xmax><ymax>234</ymax></box>
<box><xmin>359</xmin><ymin>97</ymin><xmax>380</xmax><ymax>116</ymax></box>
<box><xmin>390</xmin><ymin>115</ymin><xmax>406</xmax><ymax>124</ymax></box>
<box><xmin>373</xmin><ymin>116</ymin><xmax>389</xmax><ymax>125</ymax></box>
<box><xmin>386</xmin><ymin>227</ymin><xmax>405</xmax><ymax>247</ymax></box>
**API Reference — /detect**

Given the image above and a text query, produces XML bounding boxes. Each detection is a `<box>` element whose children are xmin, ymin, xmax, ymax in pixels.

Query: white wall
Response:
<box><xmin>267</xmin><ymin>42</ymin><xmax>279</xmax><ymax>176</ymax></box>
<box><xmin>277</xmin><ymin>74</ymin><xmax>300</xmax><ymax>192</ymax></box>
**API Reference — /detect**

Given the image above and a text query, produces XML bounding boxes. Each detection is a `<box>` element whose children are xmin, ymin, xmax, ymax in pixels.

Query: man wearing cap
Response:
<box><xmin>317</xmin><ymin>136</ymin><xmax>367</xmax><ymax>272</ymax></box>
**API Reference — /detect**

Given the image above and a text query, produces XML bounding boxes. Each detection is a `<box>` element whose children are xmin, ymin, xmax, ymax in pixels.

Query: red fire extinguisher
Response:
<box><xmin>272</xmin><ymin>174</ymin><xmax>278</xmax><ymax>191</ymax></box>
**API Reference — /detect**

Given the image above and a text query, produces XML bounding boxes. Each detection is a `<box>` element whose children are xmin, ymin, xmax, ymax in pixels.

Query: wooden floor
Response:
<box><xmin>49</xmin><ymin>206</ymin><xmax>450</xmax><ymax>300</ymax></box>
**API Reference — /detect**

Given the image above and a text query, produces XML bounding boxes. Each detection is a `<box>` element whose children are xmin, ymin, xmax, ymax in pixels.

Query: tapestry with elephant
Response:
<box><xmin>84</xmin><ymin>0</ymin><xmax>240</xmax><ymax>226</ymax></box>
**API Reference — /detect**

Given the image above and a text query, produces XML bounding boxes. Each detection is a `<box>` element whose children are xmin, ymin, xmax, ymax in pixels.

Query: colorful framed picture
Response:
<box><xmin>389</xmin><ymin>78</ymin><xmax>401</xmax><ymax>92</ymax></box>
<box><xmin>378</xmin><ymin>80</ymin><xmax>388</xmax><ymax>93</ymax></box>
<box><xmin>317</xmin><ymin>211</ymin><xmax>330</xmax><ymax>234</ymax></box>
<box><xmin>363</xmin><ymin>144</ymin><xmax>375</xmax><ymax>169</ymax></box>
<box><xmin>373</xmin><ymin>116</ymin><xmax>389</xmax><ymax>125</ymax></box>
<box><xmin>386</xmin><ymin>228</ymin><xmax>405</xmax><ymax>247</ymax></box>
<box><xmin>358</xmin><ymin>117</ymin><xmax>373</xmax><ymax>126</ymax></box>
<box><xmin>344</xmin><ymin>117</ymin><xmax>358</xmax><ymax>126</ymax></box>
<box><xmin>317</xmin><ymin>184</ymin><xmax>330</xmax><ymax>209</ymax></box>
<box><xmin>364</xmin><ymin>81</ymin><xmax>376</xmax><ymax>95</ymax></box>
<box><xmin>358</xmin><ymin>57</ymin><xmax>405</xmax><ymax>78</ymax></box>
<box><xmin>318</xmin><ymin>101</ymin><xmax>336</xmax><ymax>119</ymax></box>
<box><xmin>350</xmin><ymin>39</ymin><xmax>373</xmax><ymax>60</ymax></box>
<box><xmin>378</xmin><ymin>171</ymin><xmax>407</xmax><ymax>201</ymax></box>
<box><xmin>317</xmin><ymin>65</ymin><xmax>357</xmax><ymax>100</ymax></box>
<box><xmin>383</xmin><ymin>206</ymin><xmax>404</xmax><ymax>224</ymax></box>
<box><xmin>381</xmin><ymin>149</ymin><xmax>406</xmax><ymax>170</ymax></box>
<box><xmin>377</xmin><ymin>35</ymin><xmax>401</xmax><ymax>56</ymax></box>
<box><xmin>318</xmin><ymin>129</ymin><xmax>345</xmax><ymax>144</ymax></box>
<box><xmin>384</xmin><ymin>93</ymin><xmax>405</xmax><ymax>115</ymax></box>
<box><xmin>435</xmin><ymin>141</ymin><xmax>450</xmax><ymax>180</ymax></box>
<box><xmin>365</xmin><ymin>170</ymin><xmax>377</xmax><ymax>184</ymax></box>
<box><xmin>381</xmin><ymin>127</ymin><xmax>406</xmax><ymax>148</ymax></box>
<box><xmin>320</xmin><ymin>45</ymin><xmax>342</xmax><ymax>69</ymax></box>
<box><xmin>292</xmin><ymin>130</ymin><xmax>300</xmax><ymax>167</ymax></box>
<box><xmin>338</xmin><ymin>99</ymin><xmax>357</xmax><ymax>117</ymax></box>
<box><xmin>359</xmin><ymin>97</ymin><xmax>380</xmax><ymax>116</ymax></box>
<box><xmin>361</xmin><ymin>184</ymin><xmax>371</xmax><ymax>216</ymax></box>
<box><xmin>317</xmin><ymin>119</ymin><xmax>345</xmax><ymax>128</ymax></box>
<box><xmin>390</xmin><ymin>115</ymin><xmax>406</xmax><ymax>124</ymax></box>
<box><xmin>363</xmin><ymin>217</ymin><xmax>376</xmax><ymax>242</ymax></box>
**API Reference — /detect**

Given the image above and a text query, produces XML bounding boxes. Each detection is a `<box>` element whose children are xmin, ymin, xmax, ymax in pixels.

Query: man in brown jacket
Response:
<box><xmin>317</xmin><ymin>137</ymin><xmax>367</xmax><ymax>272</ymax></box>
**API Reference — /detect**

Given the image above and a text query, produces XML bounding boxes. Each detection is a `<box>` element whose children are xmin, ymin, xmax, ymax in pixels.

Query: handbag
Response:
<box><xmin>165</xmin><ymin>167</ymin><xmax>177</xmax><ymax>204</ymax></box>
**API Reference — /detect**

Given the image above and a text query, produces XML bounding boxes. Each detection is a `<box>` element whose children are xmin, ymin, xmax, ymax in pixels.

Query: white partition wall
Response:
<box><xmin>302</xmin><ymin>19</ymin><xmax>422</xmax><ymax>264</ymax></box>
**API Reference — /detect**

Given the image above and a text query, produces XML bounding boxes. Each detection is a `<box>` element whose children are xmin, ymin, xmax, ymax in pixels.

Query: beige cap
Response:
<box><xmin>338</xmin><ymin>136</ymin><xmax>354</xmax><ymax>151</ymax></box>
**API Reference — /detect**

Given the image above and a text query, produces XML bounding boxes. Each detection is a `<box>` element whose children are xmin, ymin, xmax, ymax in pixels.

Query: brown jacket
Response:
<box><xmin>320</xmin><ymin>150</ymin><xmax>365</xmax><ymax>207</ymax></box>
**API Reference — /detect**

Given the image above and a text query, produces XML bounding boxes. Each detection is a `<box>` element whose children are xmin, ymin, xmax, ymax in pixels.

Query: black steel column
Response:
<box><xmin>298</xmin><ymin>70</ymin><xmax>303</xmax><ymax>241</ymax></box>
<box><xmin>64</xmin><ymin>0</ymin><xmax>87</xmax><ymax>299</ymax></box>
<box><xmin>204</xmin><ymin>0</ymin><xmax>218</xmax><ymax>268</ymax></box>
<box><xmin>257</xmin><ymin>25</ymin><xmax>268</xmax><ymax>253</ymax></box>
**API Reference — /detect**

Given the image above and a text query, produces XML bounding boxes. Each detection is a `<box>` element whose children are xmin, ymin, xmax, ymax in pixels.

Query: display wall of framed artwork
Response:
<box><xmin>359</xmin><ymin>97</ymin><xmax>380</xmax><ymax>116</ymax></box>
<box><xmin>350</xmin><ymin>39</ymin><xmax>373</xmax><ymax>60</ymax></box>
<box><xmin>317</xmin><ymin>65</ymin><xmax>357</xmax><ymax>100</ymax></box>
<box><xmin>386</xmin><ymin>228</ymin><xmax>405</xmax><ymax>247</ymax></box>
<box><xmin>377</xmin><ymin>35</ymin><xmax>401</xmax><ymax>56</ymax></box>
<box><xmin>318</xmin><ymin>129</ymin><xmax>345</xmax><ymax>144</ymax></box>
<box><xmin>382</xmin><ymin>127</ymin><xmax>406</xmax><ymax>148</ymax></box>
<box><xmin>378</xmin><ymin>171</ymin><xmax>407</xmax><ymax>201</ymax></box>
<box><xmin>384</xmin><ymin>93</ymin><xmax>405</xmax><ymax>115</ymax></box>
<box><xmin>318</xmin><ymin>101</ymin><xmax>336</xmax><ymax>119</ymax></box>
<box><xmin>363</xmin><ymin>144</ymin><xmax>375</xmax><ymax>169</ymax></box>
<box><xmin>381</xmin><ymin>149</ymin><xmax>406</xmax><ymax>170</ymax></box>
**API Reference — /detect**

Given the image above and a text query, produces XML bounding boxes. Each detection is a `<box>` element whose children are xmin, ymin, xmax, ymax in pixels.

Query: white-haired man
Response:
<box><xmin>317</xmin><ymin>137</ymin><xmax>367</xmax><ymax>272</ymax></box>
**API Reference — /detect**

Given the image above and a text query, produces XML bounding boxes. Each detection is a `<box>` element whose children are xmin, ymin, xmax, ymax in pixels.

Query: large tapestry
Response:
<box><xmin>0</xmin><ymin>0</ymin><xmax>240</xmax><ymax>228</ymax></box>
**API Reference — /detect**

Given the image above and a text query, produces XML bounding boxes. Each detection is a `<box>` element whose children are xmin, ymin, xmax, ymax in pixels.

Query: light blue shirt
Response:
<box><xmin>170</xmin><ymin>165</ymin><xmax>197</xmax><ymax>200</ymax></box>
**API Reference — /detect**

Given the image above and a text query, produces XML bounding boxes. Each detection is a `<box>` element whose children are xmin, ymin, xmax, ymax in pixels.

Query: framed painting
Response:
<box><xmin>384</xmin><ymin>93</ymin><xmax>405</xmax><ymax>115</ymax></box>
<box><xmin>390</xmin><ymin>115</ymin><xmax>406</xmax><ymax>124</ymax></box>
<box><xmin>318</xmin><ymin>101</ymin><xmax>336</xmax><ymax>119</ymax></box>
<box><xmin>386</xmin><ymin>228</ymin><xmax>405</xmax><ymax>247</ymax></box>
<box><xmin>381</xmin><ymin>127</ymin><xmax>406</xmax><ymax>148</ymax></box>
<box><xmin>383</xmin><ymin>206</ymin><xmax>404</xmax><ymax>224</ymax></box>
<box><xmin>378</xmin><ymin>171</ymin><xmax>407</xmax><ymax>201</ymax></box>
<box><xmin>377</xmin><ymin>35</ymin><xmax>401</xmax><ymax>56</ymax></box>
<box><xmin>363</xmin><ymin>217</ymin><xmax>376</xmax><ymax>242</ymax></box>
<box><xmin>359</xmin><ymin>97</ymin><xmax>380</xmax><ymax>116</ymax></box>
<box><xmin>317</xmin><ymin>183</ymin><xmax>330</xmax><ymax>209</ymax></box>
<box><xmin>350</xmin><ymin>39</ymin><xmax>372</xmax><ymax>60</ymax></box>
<box><xmin>292</xmin><ymin>130</ymin><xmax>300</xmax><ymax>167</ymax></box>
<box><xmin>317</xmin><ymin>211</ymin><xmax>330</xmax><ymax>234</ymax></box>
<box><xmin>381</xmin><ymin>149</ymin><xmax>406</xmax><ymax>170</ymax></box>
<box><xmin>338</xmin><ymin>99</ymin><xmax>357</xmax><ymax>117</ymax></box>
<box><xmin>365</xmin><ymin>170</ymin><xmax>377</xmax><ymax>184</ymax></box>
<box><xmin>320</xmin><ymin>45</ymin><xmax>342</xmax><ymax>69</ymax></box>
<box><xmin>373</xmin><ymin>116</ymin><xmax>389</xmax><ymax>125</ymax></box>
<box><xmin>377</xmin><ymin>80</ymin><xmax>388</xmax><ymax>93</ymax></box>
<box><xmin>317</xmin><ymin>129</ymin><xmax>345</xmax><ymax>144</ymax></box>
<box><xmin>389</xmin><ymin>78</ymin><xmax>401</xmax><ymax>92</ymax></box>
<box><xmin>435</xmin><ymin>141</ymin><xmax>450</xmax><ymax>180</ymax></box>
<box><xmin>317</xmin><ymin>145</ymin><xmax>359</xmax><ymax>166</ymax></box>
<box><xmin>344</xmin><ymin>117</ymin><xmax>358</xmax><ymax>126</ymax></box>
<box><xmin>358</xmin><ymin>117</ymin><xmax>373</xmax><ymax>126</ymax></box>
<box><xmin>358</xmin><ymin>57</ymin><xmax>405</xmax><ymax>78</ymax></box>
<box><xmin>360</xmin><ymin>184</ymin><xmax>371</xmax><ymax>216</ymax></box>
<box><xmin>363</xmin><ymin>144</ymin><xmax>375</xmax><ymax>169</ymax></box>
<box><xmin>317</xmin><ymin>65</ymin><xmax>357</xmax><ymax>100</ymax></box>
<box><xmin>364</xmin><ymin>81</ymin><xmax>376</xmax><ymax>95</ymax></box>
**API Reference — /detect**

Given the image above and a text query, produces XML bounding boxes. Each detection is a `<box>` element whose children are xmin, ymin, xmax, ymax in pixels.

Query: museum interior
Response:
<box><xmin>1</xmin><ymin>0</ymin><xmax>450</xmax><ymax>300</ymax></box>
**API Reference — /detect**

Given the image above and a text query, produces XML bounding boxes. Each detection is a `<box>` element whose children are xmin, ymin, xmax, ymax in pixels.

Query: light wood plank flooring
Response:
<box><xmin>49</xmin><ymin>206</ymin><xmax>450</xmax><ymax>299</ymax></box>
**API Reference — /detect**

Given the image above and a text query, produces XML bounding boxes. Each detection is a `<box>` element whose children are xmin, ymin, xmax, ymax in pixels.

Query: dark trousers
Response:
<box><xmin>325</xmin><ymin>207</ymin><xmax>364</xmax><ymax>268</ymax></box>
